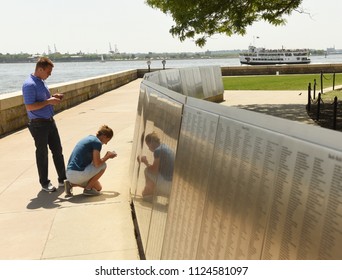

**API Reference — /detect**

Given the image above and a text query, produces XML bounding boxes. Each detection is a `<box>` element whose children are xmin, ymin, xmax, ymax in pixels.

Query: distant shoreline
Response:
<box><xmin>0</xmin><ymin>56</ymin><xmax>240</xmax><ymax>64</ymax></box>
<box><xmin>2</xmin><ymin>54</ymin><xmax>340</xmax><ymax>64</ymax></box>
<box><xmin>0</xmin><ymin>49</ymin><xmax>331</xmax><ymax>64</ymax></box>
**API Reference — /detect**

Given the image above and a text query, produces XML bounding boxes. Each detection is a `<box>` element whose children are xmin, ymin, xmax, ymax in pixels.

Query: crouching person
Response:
<box><xmin>138</xmin><ymin>132</ymin><xmax>175</xmax><ymax>202</ymax></box>
<box><xmin>64</xmin><ymin>125</ymin><xmax>117</xmax><ymax>196</ymax></box>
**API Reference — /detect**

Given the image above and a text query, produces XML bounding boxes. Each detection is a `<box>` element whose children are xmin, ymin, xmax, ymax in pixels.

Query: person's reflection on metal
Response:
<box><xmin>137</xmin><ymin>132</ymin><xmax>174</xmax><ymax>202</ymax></box>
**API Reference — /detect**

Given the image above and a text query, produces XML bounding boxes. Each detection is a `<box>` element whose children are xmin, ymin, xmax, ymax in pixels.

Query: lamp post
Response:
<box><xmin>147</xmin><ymin>59</ymin><xmax>151</xmax><ymax>72</ymax></box>
<box><xmin>162</xmin><ymin>59</ymin><xmax>166</xmax><ymax>70</ymax></box>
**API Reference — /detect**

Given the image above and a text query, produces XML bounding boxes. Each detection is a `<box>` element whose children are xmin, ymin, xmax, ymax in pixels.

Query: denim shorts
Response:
<box><xmin>66</xmin><ymin>163</ymin><xmax>106</xmax><ymax>187</ymax></box>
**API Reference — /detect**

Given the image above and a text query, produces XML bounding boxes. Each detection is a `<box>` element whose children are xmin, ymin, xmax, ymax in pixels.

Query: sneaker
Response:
<box><xmin>83</xmin><ymin>188</ymin><xmax>101</xmax><ymax>196</ymax></box>
<box><xmin>41</xmin><ymin>183</ymin><xmax>57</xmax><ymax>192</ymax></box>
<box><xmin>58</xmin><ymin>182</ymin><xmax>64</xmax><ymax>188</ymax></box>
<box><xmin>64</xmin><ymin>180</ymin><xmax>73</xmax><ymax>196</ymax></box>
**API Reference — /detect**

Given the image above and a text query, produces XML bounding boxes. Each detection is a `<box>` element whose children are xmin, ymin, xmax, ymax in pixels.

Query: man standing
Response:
<box><xmin>22</xmin><ymin>57</ymin><xmax>66</xmax><ymax>192</ymax></box>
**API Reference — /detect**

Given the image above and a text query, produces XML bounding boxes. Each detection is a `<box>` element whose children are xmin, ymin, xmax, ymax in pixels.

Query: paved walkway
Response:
<box><xmin>222</xmin><ymin>89</ymin><xmax>317</xmax><ymax>125</ymax></box>
<box><xmin>0</xmin><ymin>79</ymin><xmax>318</xmax><ymax>260</ymax></box>
<box><xmin>0</xmin><ymin>79</ymin><xmax>141</xmax><ymax>260</ymax></box>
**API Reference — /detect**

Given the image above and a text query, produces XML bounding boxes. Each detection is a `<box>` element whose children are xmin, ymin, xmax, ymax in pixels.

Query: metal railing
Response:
<box><xmin>307</xmin><ymin>84</ymin><xmax>340</xmax><ymax>130</ymax></box>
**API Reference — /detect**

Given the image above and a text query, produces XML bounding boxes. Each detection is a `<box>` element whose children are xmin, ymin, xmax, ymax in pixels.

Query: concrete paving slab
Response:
<box><xmin>0</xmin><ymin>79</ymin><xmax>141</xmax><ymax>260</ymax></box>
<box><xmin>0</xmin><ymin>210</ymin><xmax>57</xmax><ymax>260</ymax></box>
<box><xmin>42</xmin><ymin>203</ymin><xmax>138</xmax><ymax>260</ymax></box>
<box><xmin>223</xmin><ymin>90</ymin><xmax>308</xmax><ymax>105</ymax></box>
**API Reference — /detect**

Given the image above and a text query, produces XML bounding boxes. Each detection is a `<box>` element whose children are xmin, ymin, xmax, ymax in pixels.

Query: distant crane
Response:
<box><xmin>48</xmin><ymin>44</ymin><xmax>58</xmax><ymax>55</ymax></box>
<box><xmin>109</xmin><ymin>43</ymin><xmax>119</xmax><ymax>54</ymax></box>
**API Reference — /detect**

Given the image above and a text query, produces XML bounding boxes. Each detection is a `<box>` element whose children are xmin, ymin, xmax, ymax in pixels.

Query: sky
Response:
<box><xmin>1</xmin><ymin>0</ymin><xmax>341</xmax><ymax>54</ymax></box>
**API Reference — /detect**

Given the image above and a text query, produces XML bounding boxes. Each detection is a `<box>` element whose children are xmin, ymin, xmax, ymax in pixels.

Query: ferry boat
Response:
<box><xmin>239</xmin><ymin>46</ymin><xmax>311</xmax><ymax>65</ymax></box>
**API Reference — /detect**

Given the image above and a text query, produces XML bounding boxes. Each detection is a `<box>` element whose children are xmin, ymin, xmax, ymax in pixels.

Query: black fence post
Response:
<box><xmin>333</xmin><ymin>72</ymin><xmax>336</xmax><ymax>90</ymax></box>
<box><xmin>333</xmin><ymin>96</ymin><xmax>338</xmax><ymax>130</ymax></box>
<box><xmin>317</xmin><ymin>93</ymin><xmax>321</xmax><ymax>121</ymax></box>
<box><xmin>307</xmin><ymin>83</ymin><xmax>311</xmax><ymax>112</ymax></box>
<box><xmin>320</xmin><ymin>71</ymin><xmax>323</xmax><ymax>95</ymax></box>
<box><xmin>313</xmin><ymin>79</ymin><xmax>316</xmax><ymax>99</ymax></box>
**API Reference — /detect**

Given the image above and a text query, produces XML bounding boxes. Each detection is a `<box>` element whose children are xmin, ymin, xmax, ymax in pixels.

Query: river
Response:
<box><xmin>1</xmin><ymin>55</ymin><xmax>342</xmax><ymax>95</ymax></box>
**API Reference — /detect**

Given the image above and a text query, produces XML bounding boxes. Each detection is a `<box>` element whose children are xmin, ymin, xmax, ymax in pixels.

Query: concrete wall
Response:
<box><xmin>0</xmin><ymin>69</ymin><xmax>137</xmax><ymax>137</ymax></box>
<box><xmin>221</xmin><ymin>63</ymin><xmax>342</xmax><ymax>76</ymax></box>
<box><xmin>137</xmin><ymin>63</ymin><xmax>342</xmax><ymax>78</ymax></box>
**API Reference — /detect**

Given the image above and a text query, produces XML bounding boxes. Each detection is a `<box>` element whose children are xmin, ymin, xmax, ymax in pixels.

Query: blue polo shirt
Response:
<box><xmin>22</xmin><ymin>74</ymin><xmax>54</xmax><ymax>119</ymax></box>
<box><xmin>154</xmin><ymin>143</ymin><xmax>175</xmax><ymax>181</ymax></box>
<box><xmin>67</xmin><ymin>135</ymin><xmax>102</xmax><ymax>171</ymax></box>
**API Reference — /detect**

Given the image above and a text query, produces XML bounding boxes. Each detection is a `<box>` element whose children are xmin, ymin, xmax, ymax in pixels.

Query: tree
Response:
<box><xmin>145</xmin><ymin>0</ymin><xmax>304</xmax><ymax>47</ymax></box>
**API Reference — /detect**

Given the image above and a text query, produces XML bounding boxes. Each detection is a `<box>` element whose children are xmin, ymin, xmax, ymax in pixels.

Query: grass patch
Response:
<box><xmin>321</xmin><ymin>89</ymin><xmax>342</xmax><ymax>101</ymax></box>
<box><xmin>223</xmin><ymin>73</ymin><xmax>342</xmax><ymax>91</ymax></box>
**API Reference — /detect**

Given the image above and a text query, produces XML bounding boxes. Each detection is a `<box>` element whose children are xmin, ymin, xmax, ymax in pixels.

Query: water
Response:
<box><xmin>1</xmin><ymin>55</ymin><xmax>342</xmax><ymax>95</ymax></box>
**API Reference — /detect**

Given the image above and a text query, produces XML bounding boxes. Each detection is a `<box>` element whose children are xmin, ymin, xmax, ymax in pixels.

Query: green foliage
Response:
<box><xmin>0</xmin><ymin>53</ymin><xmax>32</xmax><ymax>63</ymax></box>
<box><xmin>145</xmin><ymin>0</ymin><xmax>303</xmax><ymax>47</ymax></box>
<box><xmin>223</xmin><ymin>74</ymin><xmax>342</xmax><ymax>90</ymax></box>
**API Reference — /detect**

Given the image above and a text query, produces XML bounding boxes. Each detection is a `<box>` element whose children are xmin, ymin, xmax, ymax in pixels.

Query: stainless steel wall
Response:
<box><xmin>129</xmin><ymin>81</ymin><xmax>185</xmax><ymax>259</ymax></box>
<box><xmin>143</xmin><ymin>65</ymin><xmax>224</xmax><ymax>100</ymax></box>
<box><xmin>130</xmin><ymin>66</ymin><xmax>342</xmax><ymax>260</ymax></box>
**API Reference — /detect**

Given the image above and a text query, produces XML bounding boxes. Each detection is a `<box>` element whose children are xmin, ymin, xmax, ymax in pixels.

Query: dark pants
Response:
<box><xmin>28</xmin><ymin>120</ymin><xmax>66</xmax><ymax>188</ymax></box>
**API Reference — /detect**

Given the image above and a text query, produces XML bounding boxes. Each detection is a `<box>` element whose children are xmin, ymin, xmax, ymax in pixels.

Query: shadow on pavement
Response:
<box><xmin>26</xmin><ymin>189</ymin><xmax>120</xmax><ymax>209</ymax></box>
<box><xmin>308</xmin><ymin>100</ymin><xmax>342</xmax><ymax>132</ymax></box>
<box><xmin>26</xmin><ymin>187</ymin><xmax>65</xmax><ymax>210</ymax></box>
<box><xmin>235</xmin><ymin>103</ymin><xmax>316</xmax><ymax>124</ymax></box>
<box><xmin>65</xmin><ymin>191</ymin><xmax>120</xmax><ymax>204</ymax></box>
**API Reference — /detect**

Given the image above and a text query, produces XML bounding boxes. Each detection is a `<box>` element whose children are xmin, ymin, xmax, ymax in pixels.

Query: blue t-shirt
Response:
<box><xmin>67</xmin><ymin>135</ymin><xmax>102</xmax><ymax>171</ymax></box>
<box><xmin>154</xmin><ymin>143</ymin><xmax>175</xmax><ymax>181</ymax></box>
<box><xmin>22</xmin><ymin>74</ymin><xmax>54</xmax><ymax>119</ymax></box>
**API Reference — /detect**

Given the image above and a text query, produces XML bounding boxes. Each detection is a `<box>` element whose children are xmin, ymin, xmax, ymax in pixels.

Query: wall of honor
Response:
<box><xmin>130</xmin><ymin>66</ymin><xmax>342</xmax><ymax>260</ymax></box>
